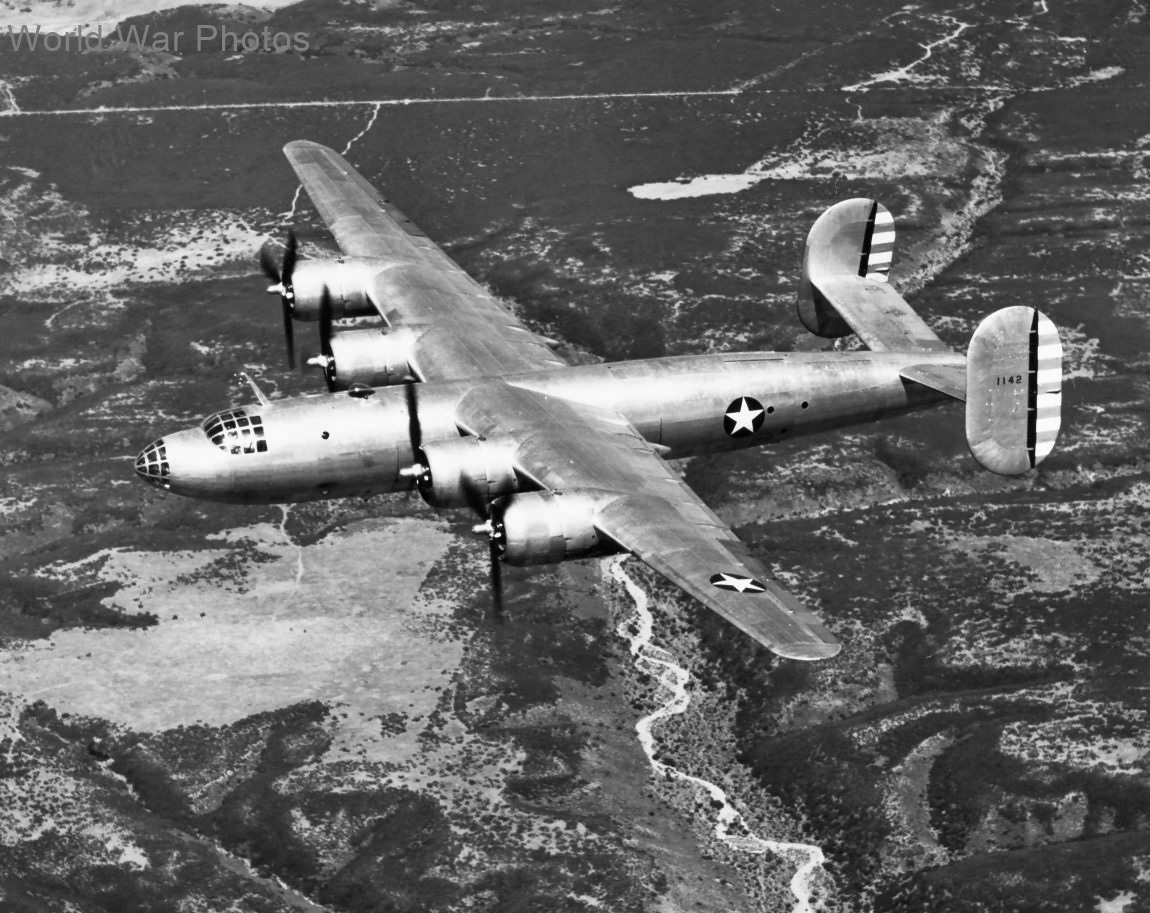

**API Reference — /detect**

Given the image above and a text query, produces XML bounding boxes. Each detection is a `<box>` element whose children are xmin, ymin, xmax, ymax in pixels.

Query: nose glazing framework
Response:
<box><xmin>135</xmin><ymin>439</ymin><xmax>169</xmax><ymax>480</ymax></box>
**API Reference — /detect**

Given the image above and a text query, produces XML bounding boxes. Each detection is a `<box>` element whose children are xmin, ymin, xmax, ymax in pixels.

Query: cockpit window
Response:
<box><xmin>201</xmin><ymin>409</ymin><xmax>267</xmax><ymax>454</ymax></box>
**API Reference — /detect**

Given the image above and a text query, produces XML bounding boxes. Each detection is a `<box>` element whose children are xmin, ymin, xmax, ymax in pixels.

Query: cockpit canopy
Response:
<box><xmin>201</xmin><ymin>408</ymin><xmax>267</xmax><ymax>454</ymax></box>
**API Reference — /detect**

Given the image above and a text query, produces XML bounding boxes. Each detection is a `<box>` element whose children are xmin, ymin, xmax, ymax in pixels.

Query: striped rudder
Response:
<box><xmin>966</xmin><ymin>306</ymin><xmax>1063</xmax><ymax>475</ymax></box>
<box><xmin>859</xmin><ymin>201</ymin><xmax>894</xmax><ymax>282</ymax></box>
<box><xmin>1028</xmin><ymin>310</ymin><xmax>1062</xmax><ymax>465</ymax></box>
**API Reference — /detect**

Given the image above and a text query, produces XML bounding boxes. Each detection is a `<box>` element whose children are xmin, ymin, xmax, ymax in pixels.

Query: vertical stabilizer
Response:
<box><xmin>965</xmin><ymin>306</ymin><xmax>1062</xmax><ymax>475</ymax></box>
<box><xmin>797</xmin><ymin>199</ymin><xmax>948</xmax><ymax>352</ymax></box>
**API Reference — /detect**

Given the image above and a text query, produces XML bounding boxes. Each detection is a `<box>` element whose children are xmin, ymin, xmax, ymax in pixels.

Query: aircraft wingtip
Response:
<box><xmin>776</xmin><ymin>640</ymin><xmax>842</xmax><ymax>662</ymax></box>
<box><xmin>283</xmin><ymin>139</ymin><xmax>330</xmax><ymax>156</ymax></box>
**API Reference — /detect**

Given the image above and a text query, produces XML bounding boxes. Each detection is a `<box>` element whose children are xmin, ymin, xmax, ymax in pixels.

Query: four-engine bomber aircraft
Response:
<box><xmin>134</xmin><ymin>140</ymin><xmax>1063</xmax><ymax>661</ymax></box>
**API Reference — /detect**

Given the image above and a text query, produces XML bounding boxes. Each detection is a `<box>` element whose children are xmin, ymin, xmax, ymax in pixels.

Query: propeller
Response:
<box><xmin>260</xmin><ymin>229</ymin><xmax>298</xmax><ymax>368</ymax></box>
<box><xmin>467</xmin><ymin>484</ymin><xmax>505</xmax><ymax>619</ymax></box>
<box><xmin>397</xmin><ymin>382</ymin><xmax>427</xmax><ymax>491</ymax></box>
<box><xmin>304</xmin><ymin>285</ymin><xmax>336</xmax><ymax>391</ymax></box>
<box><xmin>405</xmin><ymin>380</ymin><xmax>422</xmax><ymax>459</ymax></box>
<box><xmin>398</xmin><ymin>382</ymin><xmax>504</xmax><ymax>617</ymax></box>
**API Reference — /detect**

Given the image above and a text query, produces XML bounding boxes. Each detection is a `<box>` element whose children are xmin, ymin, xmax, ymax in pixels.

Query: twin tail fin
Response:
<box><xmin>797</xmin><ymin>199</ymin><xmax>1063</xmax><ymax>475</ymax></box>
<box><xmin>965</xmin><ymin>306</ymin><xmax>1062</xmax><ymax>474</ymax></box>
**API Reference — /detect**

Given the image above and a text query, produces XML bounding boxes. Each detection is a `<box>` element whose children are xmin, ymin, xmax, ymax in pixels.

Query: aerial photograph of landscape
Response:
<box><xmin>1</xmin><ymin>0</ymin><xmax>1148</xmax><ymax>910</ymax></box>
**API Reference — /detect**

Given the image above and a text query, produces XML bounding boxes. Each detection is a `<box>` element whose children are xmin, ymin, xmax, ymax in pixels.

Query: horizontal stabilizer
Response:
<box><xmin>899</xmin><ymin>364</ymin><xmax>966</xmax><ymax>401</ymax></box>
<box><xmin>818</xmin><ymin>275</ymin><xmax>952</xmax><ymax>353</ymax></box>
<box><xmin>966</xmin><ymin>306</ymin><xmax>1062</xmax><ymax>475</ymax></box>
<box><xmin>798</xmin><ymin>199</ymin><xmax>950</xmax><ymax>353</ymax></box>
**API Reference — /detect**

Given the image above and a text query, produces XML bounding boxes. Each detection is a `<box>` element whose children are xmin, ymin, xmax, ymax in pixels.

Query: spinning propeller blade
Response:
<box><xmin>258</xmin><ymin>244</ymin><xmax>279</xmax><ymax>284</ymax></box>
<box><xmin>404</xmin><ymin>381</ymin><xmax>422</xmax><ymax>457</ymax></box>
<box><xmin>303</xmin><ymin>286</ymin><xmax>337</xmax><ymax>389</ymax></box>
<box><xmin>318</xmin><ymin>285</ymin><xmax>334</xmax><ymax>390</ymax></box>
<box><xmin>489</xmin><ymin>533</ymin><xmax>504</xmax><ymax>618</ymax></box>
<box><xmin>462</xmin><ymin>478</ymin><xmax>504</xmax><ymax>618</ymax></box>
<box><xmin>281</xmin><ymin>228</ymin><xmax>298</xmax><ymax>287</ymax></box>
<box><xmin>281</xmin><ymin>301</ymin><xmax>295</xmax><ymax>369</ymax></box>
<box><xmin>260</xmin><ymin>230</ymin><xmax>299</xmax><ymax>368</ymax></box>
<box><xmin>401</xmin><ymin>383</ymin><xmax>503</xmax><ymax>617</ymax></box>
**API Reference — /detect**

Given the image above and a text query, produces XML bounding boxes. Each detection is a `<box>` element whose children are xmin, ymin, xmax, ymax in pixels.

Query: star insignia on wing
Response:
<box><xmin>709</xmin><ymin>572</ymin><xmax>767</xmax><ymax>593</ymax></box>
<box><xmin>723</xmin><ymin>397</ymin><xmax>765</xmax><ymax>437</ymax></box>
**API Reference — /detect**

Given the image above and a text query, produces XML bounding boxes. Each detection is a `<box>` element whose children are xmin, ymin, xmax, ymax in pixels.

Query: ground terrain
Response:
<box><xmin>2</xmin><ymin>0</ymin><xmax>1150</xmax><ymax>911</ymax></box>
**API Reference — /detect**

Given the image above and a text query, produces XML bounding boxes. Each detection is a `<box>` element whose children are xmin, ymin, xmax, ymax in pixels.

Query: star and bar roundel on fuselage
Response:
<box><xmin>723</xmin><ymin>396</ymin><xmax>765</xmax><ymax>437</ymax></box>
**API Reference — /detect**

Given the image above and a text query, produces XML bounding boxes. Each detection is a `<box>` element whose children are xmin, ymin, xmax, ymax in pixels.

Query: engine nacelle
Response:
<box><xmin>493</xmin><ymin>490</ymin><xmax>620</xmax><ymax>566</ymax></box>
<box><xmin>323</xmin><ymin>327</ymin><xmax>414</xmax><ymax>390</ymax></box>
<box><xmin>415</xmin><ymin>436</ymin><xmax>519</xmax><ymax>509</ymax></box>
<box><xmin>291</xmin><ymin>259</ymin><xmax>380</xmax><ymax>320</ymax></box>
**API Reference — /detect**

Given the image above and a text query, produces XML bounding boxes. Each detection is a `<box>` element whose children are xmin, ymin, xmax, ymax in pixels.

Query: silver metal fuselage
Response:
<box><xmin>138</xmin><ymin>350</ymin><xmax>963</xmax><ymax>503</ymax></box>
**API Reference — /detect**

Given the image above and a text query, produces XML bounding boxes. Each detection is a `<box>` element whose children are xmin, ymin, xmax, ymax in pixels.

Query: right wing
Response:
<box><xmin>593</xmin><ymin>494</ymin><xmax>841</xmax><ymax>660</ymax></box>
<box><xmin>284</xmin><ymin>140</ymin><xmax>566</xmax><ymax>381</ymax></box>
<box><xmin>455</xmin><ymin>382</ymin><xmax>841</xmax><ymax>660</ymax></box>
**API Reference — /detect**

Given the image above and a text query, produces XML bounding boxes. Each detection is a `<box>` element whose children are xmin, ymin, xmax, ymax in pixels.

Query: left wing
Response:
<box><xmin>457</xmin><ymin>383</ymin><xmax>841</xmax><ymax>660</ymax></box>
<box><xmin>284</xmin><ymin>140</ymin><xmax>566</xmax><ymax>381</ymax></box>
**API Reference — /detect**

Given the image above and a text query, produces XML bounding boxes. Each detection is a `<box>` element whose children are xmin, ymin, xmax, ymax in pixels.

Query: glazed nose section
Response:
<box><xmin>135</xmin><ymin>438</ymin><xmax>170</xmax><ymax>486</ymax></box>
<box><xmin>134</xmin><ymin>429</ymin><xmax>225</xmax><ymax>495</ymax></box>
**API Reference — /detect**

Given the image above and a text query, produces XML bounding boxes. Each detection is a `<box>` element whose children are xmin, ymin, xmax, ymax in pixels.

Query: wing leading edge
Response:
<box><xmin>455</xmin><ymin>382</ymin><xmax>841</xmax><ymax>661</ymax></box>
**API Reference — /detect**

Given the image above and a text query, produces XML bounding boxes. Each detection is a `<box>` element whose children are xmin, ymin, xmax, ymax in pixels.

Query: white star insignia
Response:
<box><xmin>725</xmin><ymin>398</ymin><xmax>764</xmax><ymax>435</ymax></box>
<box><xmin>711</xmin><ymin>573</ymin><xmax>766</xmax><ymax>593</ymax></box>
